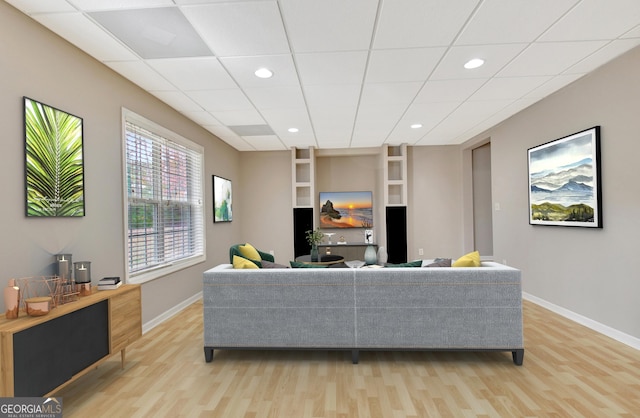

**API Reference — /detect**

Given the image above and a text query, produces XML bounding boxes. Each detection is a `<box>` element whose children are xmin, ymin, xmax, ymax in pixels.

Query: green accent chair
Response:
<box><xmin>229</xmin><ymin>244</ymin><xmax>275</xmax><ymax>264</ymax></box>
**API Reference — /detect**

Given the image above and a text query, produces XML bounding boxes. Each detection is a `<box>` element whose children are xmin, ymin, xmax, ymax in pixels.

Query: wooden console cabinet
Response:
<box><xmin>0</xmin><ymin>284</ymin><xmax>141</xmax><ymax>397</ymax></box>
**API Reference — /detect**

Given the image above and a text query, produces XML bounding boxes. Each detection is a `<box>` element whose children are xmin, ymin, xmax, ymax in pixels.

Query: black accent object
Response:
<box><xmin>512</xmin><ymin>349</ymin><xmax>525</xmax><ymax>366</ymax></box>
<box><xmin>13</xmin><ymin>301</ymin><xmax>109</xmax><ymax>396</ymax></box>
<box><xmin>293</xmin><ymin>207</ymin><xmax>313</xmax><ymax>258</ymax></box>
<box><xmin>386</xmin><ymin>206</ymin><xmax>407</xmax><ymax>264</ymax></box>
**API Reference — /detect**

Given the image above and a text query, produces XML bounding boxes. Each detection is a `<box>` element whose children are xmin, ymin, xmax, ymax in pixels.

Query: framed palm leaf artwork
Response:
<box><xmin>24</xmin><ymin>97</ymin><xmax>85</xmax><ymax>217</ymax></box>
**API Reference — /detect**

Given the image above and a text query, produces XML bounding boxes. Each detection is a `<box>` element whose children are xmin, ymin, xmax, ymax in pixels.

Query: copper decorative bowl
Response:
<box><xmin>25</xmin><ymin>296</ymin><xmax>52</xmax><ymax>316</ymax></box>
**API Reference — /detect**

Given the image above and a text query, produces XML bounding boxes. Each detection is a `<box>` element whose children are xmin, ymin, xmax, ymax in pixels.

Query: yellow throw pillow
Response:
<box><xmin>453</xmin><ymin>251</ymin><xmax>481</xmax><ymax>267</ymax></box>
<box><xmin>233</xmin><ymin>255</ymin><xmax>259</xmax><ymax>269</ymax></box>
<box><xmin>238</xmin><ymin>243</ymin><xmax>261</xmax><ymax>261</ymax></box>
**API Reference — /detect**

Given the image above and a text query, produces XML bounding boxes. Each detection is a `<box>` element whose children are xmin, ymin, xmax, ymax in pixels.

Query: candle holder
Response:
<box><xmin>74</xmin><ymin>261</ymin><xmax>92</xmax><ymax>296</ymax></box>
<box><xmin>55</xmin><ymin>254</ymin><xmax>73</xmax><ymax>283</ymax></box>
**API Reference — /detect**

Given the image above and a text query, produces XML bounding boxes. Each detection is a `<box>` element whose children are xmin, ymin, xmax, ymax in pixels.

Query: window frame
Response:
<box><xmin>121</xmin><ymin>109</ymin><xmax>205</xmax><ymax>284</ymax></box>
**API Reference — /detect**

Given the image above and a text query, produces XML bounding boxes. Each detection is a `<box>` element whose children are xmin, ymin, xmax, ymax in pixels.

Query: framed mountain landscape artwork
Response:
<box><xmin>528</xmin><ymin>126</ymin><xmax>602</xmax><ymax>228</ymax></box>
<box><xmin>24</xmin><ymin>97</ymin><xmax>85</xmax><ymax>217</ymax></box>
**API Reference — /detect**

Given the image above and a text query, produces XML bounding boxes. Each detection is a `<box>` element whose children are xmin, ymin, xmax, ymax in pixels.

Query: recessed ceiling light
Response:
<box><xmin>464</xmin><ymin>58</ymin><xmax>485</xmax><ymax>69</ymax></box>
<box><xmin>288</xmin><ymin>127</ymin><xmax>299</xmax><ymax>133</ymax></box>
<box><xmin>410</xmin><ymin>123</ymin><xmax>423</xmax><ymax>129</ymax></box>
<box><xmin>254</xmin><ymin>68</ymin><xmax>273</xmax><ymax>78</ymax></box>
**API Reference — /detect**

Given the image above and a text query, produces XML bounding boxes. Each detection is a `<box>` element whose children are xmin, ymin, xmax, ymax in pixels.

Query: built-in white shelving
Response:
<box><xmin>383</xmin><ymin>144</ymin><xmax>407</xmax><ymax>206</ymax></box>
<box><xmin>291</xmin><ymin>147</ymin><xmax>315</xmax><ymax>208</ymax></box>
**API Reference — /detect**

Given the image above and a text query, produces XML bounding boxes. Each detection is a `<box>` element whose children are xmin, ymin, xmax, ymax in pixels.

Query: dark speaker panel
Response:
<box><xmin>386</xmin><ymin>206</ymin><xmax>407</xmax><ymax>264</ymax></box>
<box><xmin>293</xmin><ymin>208</ymin><xmax>314</xmax><ymax>258</ymax></box>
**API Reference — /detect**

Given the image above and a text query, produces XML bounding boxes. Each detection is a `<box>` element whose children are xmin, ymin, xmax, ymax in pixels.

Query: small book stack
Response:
<box><xmin>98</xmin><ymin>277</ymin><xmax>122</xmax><ymax>290</ymax></box>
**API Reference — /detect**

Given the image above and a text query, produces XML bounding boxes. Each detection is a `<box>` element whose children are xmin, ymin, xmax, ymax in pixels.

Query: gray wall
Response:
<box><xmin>467</xmin><ymin>45</ymin><xmax>640</xmax><ymax>339</ymax></box>
<box><xmin>0</xmin><ymin>3</ymin><xmax>239</xmax><ymax>323</ymax></box>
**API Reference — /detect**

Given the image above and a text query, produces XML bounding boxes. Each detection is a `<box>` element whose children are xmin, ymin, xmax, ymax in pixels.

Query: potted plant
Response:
<box><xmin>305</xmin><ymin>227</ymin><xmax>324</xmax><ymax>261</ymax></box>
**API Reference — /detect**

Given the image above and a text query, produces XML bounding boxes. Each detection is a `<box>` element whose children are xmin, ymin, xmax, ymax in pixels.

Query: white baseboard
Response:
<box><xmin>142</xmin><ymin>291</ymin><xmax>202</xmax><ymax>334</ymax></box>
<box><xmin>523</xmin><ymin>292</ymin><xmax>640</xmax><ymax>351</ymax></box>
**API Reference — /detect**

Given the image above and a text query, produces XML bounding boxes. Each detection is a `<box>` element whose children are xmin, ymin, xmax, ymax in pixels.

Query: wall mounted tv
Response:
<box><xmin>319</xmin><ymin>191</ymin><xmax>373</xmax><ymax>228</ymax></box>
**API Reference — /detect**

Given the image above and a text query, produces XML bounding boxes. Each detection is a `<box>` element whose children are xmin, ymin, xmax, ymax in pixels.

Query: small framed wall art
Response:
<box><xmin>24</xmin><ymin>97</ymin><xmax>85</xmax><ymax>217</ymax></box>
<box><xmin>213</xmin><ymin>175</ymin><xmax>232</xmax><ymax>222</ymax></box>
<box><xmin>528</xmin><ymin>126</ymin><xmax>602</xmax><ymax>228</ymax></box>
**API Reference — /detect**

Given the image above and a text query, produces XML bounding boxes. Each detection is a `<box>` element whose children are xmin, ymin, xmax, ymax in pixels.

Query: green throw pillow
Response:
<box><xmin>289</xmin><ymin>261</ymin><xmax>328</xmax><ymax>268</ymax></box>
<box><xmin>384</xmin><ymin>260</ymin><xmax>423</xmax><ymax>268</ymax></box>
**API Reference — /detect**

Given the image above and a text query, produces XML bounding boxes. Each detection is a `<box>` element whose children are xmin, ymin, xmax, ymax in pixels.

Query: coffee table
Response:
<box><xmin>295</xmin><ymin>254</ymin><xmax>345</xmax><ymax>265</ymax></box>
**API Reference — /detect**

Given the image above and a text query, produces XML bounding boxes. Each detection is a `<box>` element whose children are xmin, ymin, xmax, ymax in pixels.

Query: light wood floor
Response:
<box><xmin>57</xmin><ymin>300</ymin><xmax>640</xmax><ymax>417</ymax></box>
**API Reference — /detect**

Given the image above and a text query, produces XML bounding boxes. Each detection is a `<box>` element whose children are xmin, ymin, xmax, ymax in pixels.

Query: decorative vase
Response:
<box><xmin>310</xmin><ymin>243</ymin><xmax>319</xmax><ymax>262</ymax></box>
<box><xmin>4</xmin><ymin>279</ymin><xmax>20</xmax><ymax>319</ymax></box>
<box><xmin>377</xmin><ymin>246</ymin><xmax>388</xmax><ymax>265</ymax></box>
<box><xmin>364</xmin><ymin>245</ymin><xmax>377</xmax><ymax>265</ymax></box>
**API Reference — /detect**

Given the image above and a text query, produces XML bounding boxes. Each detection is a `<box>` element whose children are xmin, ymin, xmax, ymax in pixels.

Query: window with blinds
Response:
<box><xmin>123</xmin><ymin>111</ymin><xmax>205</xmax><ymax>281</ymax></box>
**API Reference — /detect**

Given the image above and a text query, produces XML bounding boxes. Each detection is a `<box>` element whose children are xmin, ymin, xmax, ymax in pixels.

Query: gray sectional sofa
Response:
<box><xmin>203</xmin><ymin>262</ymin><xmax>524</xmax><ymax>365</ymax></box>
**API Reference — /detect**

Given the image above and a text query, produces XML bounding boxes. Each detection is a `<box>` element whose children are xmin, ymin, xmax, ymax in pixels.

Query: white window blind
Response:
<box><xmin>123</xmin><ymin>113</ymin><xmax>204</xmax><ymax>281</ymax></box>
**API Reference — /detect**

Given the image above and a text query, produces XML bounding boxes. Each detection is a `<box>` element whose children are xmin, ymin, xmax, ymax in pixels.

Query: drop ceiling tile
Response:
<box><xmin>304</xmin><ymin>85</ymin><xmax>362</xmax><ymax>113</ymax></box>
<box><xmin>565</xmin><ymin>39</ymin><xmax>640</xmax><ymax>74</ymax></box>
<box><xmin>499</xmin><ymin>41</ymin><xmax>608</xmax><ymax>77</ymax></box>
<box><xmin>366</xmin><ymin>48</ymin><xmax>446</xmax><ymax>83</ymax></box>
<box><xmin>387</xmin><ymin>101</ymin><xmax>461</xmax><ymax>142</ymax></box>
<box><xmin>189</xmin><ymin>89</ymin><xmax>253</xmax><ymax>112</ymax></box>
<box><xmin>105</xmin><ymin>60</ymin><xmax>175</xmax><ymax>91</ymax></box>
<box><xmin>296</xmin><ymin>51</ymin><xmax>368</xmax><ymax>85</ymax></box>
<box><xmin>279</xmin><ymin>0</ymin><xmax>378</xmax><ymax>52</ymax></box>
<box><xmin>210</xmin><ymin>109</ymin><xmax>265</xmax><ymax>126</ymax></box>
<box><xmin>151</xmin><ymin>90</ymin><xmax>202</xmax><ymax>111</ymax></box>
<box><xmin>5</xmin><ymin>0</ymin><xmax>76</xmax><ymax>13</ymax></box>
<box><xmin>260</xmin><ymin>108</ymin><xmax>313</xmax><ymax>135</ymax></box>
<box><xmin>622</xmin><ymin>24</ymin><xmax>640</xmax><ymax>38</ymax></box>
<box><xmin>220</xmin><ymin>55</ymin><xmax>299</xmax><ymax>88</ymax></box>
<box><xmin>374</xmin><ymin>0</ymin><xmax>480</xmax><ymax>49</ymax></box>
<box><xmin>68</xmin><ymin>0</ymin><xmax>173</xmax><ymax>10</ymax></box>
<box><xmin>182</xmin><ymin>2</ymin><xmax>289</xmax><ymax>56</ymax></box>
<box><xmin>523</xmin><ymin>73</ymin><xmax>585</xmax><ymax>99</ymax></box>
<box><xmin>180</xmin><ymin>110</ymin><xmax>221</xmax><ymax>126</ymax></box>
<box><xmin>32</xmin><ymin>13</ymin><xmax>139</xmax><ymax>61</ymax></box>
<box><xmin>241</xmin><ymin>135</ymin><xmax>286</xmax><ymax>151</ymax></box>
<box><xmin>469</xmin><ymin>76</ymin><xmax>552</xmax><ymax>101</ymax></box>
<box><xmin>310</xmin><ymin>107</ymin><xmax>357</xmax><ymax>128</ymax></box>
<box><xmin>360</xmin><ymin>82</ymin><xmax>423</xmax><ymax>106</ymax></box>
<box><xmin>540</xmin><ymin>0</ymin><xmax>640</xmax><ymax>42</ymax></box>
<box><xmin>204</xmin><ymin>125</ymin><xmax>251</xmax><ymax>150</ymax></box>
<box><xmin>243</xmin><ymin>86</ymin><xmax>306</xmax><ymax>110</ymax></box>
<box><xmin>176</xmin><ymin>0</ymin><xmax>271</xmax><ymax>3</ymax></box>
<box><xmin>414</xmin><ymin>79</ymin><xmax>487</xmax><ymax>103</ymax></box>
<box><xmin>430</xmin><ymin>43</ymin><xmax>528</xmax><ymax>80</ymax></box>
<box><xmin>147</xmin><ymin>57</ymin><xmax>236</xmax><ymax>90</ymax></box>
<box><xmin>89</xmin><ymin>7</ymin><xmax>212</xmax><ymax>59</ymax></box>
<box><xmin>457</xmin><ymin>0</ymin><xmax>577</xmax><ymax>45</ymax></box>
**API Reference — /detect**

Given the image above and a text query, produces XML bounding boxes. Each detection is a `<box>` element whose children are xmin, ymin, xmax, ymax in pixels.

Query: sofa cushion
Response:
<box><xmin>260</xmin><ymin>260</ymin><xmax>289</xmax><ymax>269</ymax></box>
<box><xmin>384</xmin><ymin>260</ymin><xmax>422</xmax><ymax>268</ymax></box>
<box><xmin>424</xmin><ymin>258</ymin><xmax>452</xmax><ymax>267</ymax></box>
<box><xmin>233</xmin><ymin>255</ymin><xmax>260</xmax><ymax>269</ymax></box>
<box><xmin>289</xmin><ymin>261</ymin><xmax>328</xmax><ymax>268</ymax></box>
<box><xmin>453</xmin><ymin>251</ymin><xmax>481</xmax><ymax>267</ymax></box>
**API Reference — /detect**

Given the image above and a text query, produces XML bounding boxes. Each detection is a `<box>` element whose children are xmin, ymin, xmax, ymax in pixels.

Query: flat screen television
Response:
<box><xmin>319</xmin><ymin>191</ymin><xmax>373</xmax><ymax>228</ymax></box>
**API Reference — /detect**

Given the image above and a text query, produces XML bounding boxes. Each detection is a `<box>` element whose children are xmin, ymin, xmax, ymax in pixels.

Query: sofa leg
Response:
<box><xmin>204</xmin><ymin>347</ymin><xmax>214</xmax><ymax>363</ymax></box>
<box><xmin>512</xmin><ymin>349</ymin><xmax>524</xmax><ymax>366</ymax></box>
<box><xmin>351</xmin><ymin>350</ymin><xmax>359</xmax><ymax>364</ymax></box>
